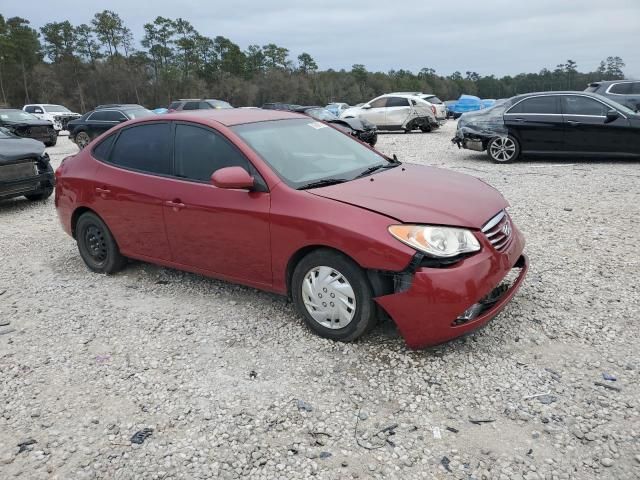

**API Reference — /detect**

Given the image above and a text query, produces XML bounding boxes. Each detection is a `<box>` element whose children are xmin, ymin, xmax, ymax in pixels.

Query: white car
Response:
<box><xmin>22</xmin><ymin>104</ymin><xmax>81</xmax><ymax>132</ymax></box>
<box><xmin>340</xmin><ymin>94</ymin><xmax>439</xmax><ymax>132</ymax></box>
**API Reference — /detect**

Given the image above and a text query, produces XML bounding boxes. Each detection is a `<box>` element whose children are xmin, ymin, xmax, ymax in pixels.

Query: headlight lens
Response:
<box><xmin>388</xmin><ymin>225</ymin><xmax>481</xmax><ymax>258</ymax></box>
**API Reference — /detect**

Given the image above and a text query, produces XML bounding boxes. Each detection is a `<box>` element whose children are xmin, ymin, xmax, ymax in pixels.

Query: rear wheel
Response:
<box><xmin>76</xmin><ymin>212</ymin><xmax>127</xmax><ymax>274</ymax></box>
<box><xmin>291</xmin><ymin>249</ymin><xmax>377</xmax><ymax>342</ymax></box>
<box><xmin>487</xmin><ymin>135</ymin><xmax>520</xmax><ymax>163</ymax></box>
<box><xmin>75</xmin><ymin>131</ymin><xmax>91</xmax><ymax>150</ymax></box>
<box><xmin>420</xmin><ymin>124</ymin><xmax>432</xmax><ymax>133</ymax></box>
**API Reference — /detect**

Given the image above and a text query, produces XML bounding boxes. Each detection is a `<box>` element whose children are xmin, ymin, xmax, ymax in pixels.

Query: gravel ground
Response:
<box><xmin>1</xmin><ymin>123</ymin><xmax>639</xmax><ymax>480</ymax></box>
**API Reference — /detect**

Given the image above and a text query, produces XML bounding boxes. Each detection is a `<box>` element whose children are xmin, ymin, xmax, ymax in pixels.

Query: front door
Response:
<box><xmin>163</xmin><ymin>123</ymin><xmax>272</xmax><ymax>287</ymax></box>
<box><xmin>561</xmin><ymin>95</ymin><xmax>631</xmax><ymax>155</ymax></box>
<box><xmin>384</xmin><ymin>96</ymin><xmax>412</xmax><ymax>128</ymax></box>
<box><xmin>504</xmin><ymin>95</ymin><xmax>564</xmax><ymax>153</ymax></box>
<box><xmin>358</xmin><ymin>97</ymin><xmax>388</xmax><ymax>126</ymax></box>
<box><xmin>91</xmin><ymin>122</ymin><xmax>173</xmax><ymax>261</ymax></box>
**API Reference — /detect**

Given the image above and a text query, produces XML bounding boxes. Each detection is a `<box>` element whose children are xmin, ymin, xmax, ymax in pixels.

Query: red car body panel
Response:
<box><xmin>55</xmin><ymin>110</ymin><xmax>528</xmax><ymax>348</ymax></box>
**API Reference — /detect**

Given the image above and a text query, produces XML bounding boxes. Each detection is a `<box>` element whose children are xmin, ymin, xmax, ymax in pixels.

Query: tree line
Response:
<box><xmin>0</xmin><ymin>11</ymin><xmax>628</xmax><ymax>113</ymax></box>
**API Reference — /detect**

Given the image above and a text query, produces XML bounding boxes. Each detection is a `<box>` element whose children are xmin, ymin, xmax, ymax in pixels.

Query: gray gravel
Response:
<box><xmin>1</xmin><ymin>123</ymin><xmax>639</xmax><ymax>479</ymax></box>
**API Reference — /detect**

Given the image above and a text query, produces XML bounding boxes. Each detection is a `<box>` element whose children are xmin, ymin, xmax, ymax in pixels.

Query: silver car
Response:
<box><xmin>340</xmin><ymin>94</ymin><xmax>439</xmax><ymax>132</ymax></box>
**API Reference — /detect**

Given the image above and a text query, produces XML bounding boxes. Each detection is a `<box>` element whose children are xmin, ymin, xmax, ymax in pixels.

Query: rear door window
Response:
<box><xmin>609</xmin><ymin>83</ymin><xmax>632</xmax><ymax>94</ymax></box>
<box><xmin>168</xmin><ymin>102</ymin><xmax>181</xmax><ymax>110</ymax></box>
<box><xmin>108</xmin><ymin>123</ymin><xmax>172</xmax><ymax>175</ymax></box>
<box><xmin>24</xmin><ymin>106</ymin><xmax>37</xmax><ymax>113</ymax></box>
<box><xmin>182</xmin><ymin>102</ymin><xmax>200</xmax><ymax>110</ymax></box>
<box><xmin>92</xmin><ymin>134</ymin><xmax>116</xmax><ymax>161</ymax></box>
<box><xmin>508</xmin><ymin>96</ymin><xmax>560</xmax><ymax>114</ymax></box>
<box><xmin>386</xmin><ymin>97</ymin><xmax>410</xmax><ymax>107</ymax></box>
<box><xmin>631</xmin><ymin>82</ymin><xmax>640</xmax><ymax>94</ymax></box>
<box><xmin>562</xmin><ymin>96</ymin><xmax>608</xmax><ymax>116</ymax></box>
<box><xmin>174</xmin><ymin>123</ymin><xmax>249</xmax><ymax>182</ymax></box>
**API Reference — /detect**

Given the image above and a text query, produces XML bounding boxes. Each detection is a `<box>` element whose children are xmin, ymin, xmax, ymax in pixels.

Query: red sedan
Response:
<box><xmin>55</xmin><ymin>109</ymin><xmax>528</xmax><ymax>348</ymax></box>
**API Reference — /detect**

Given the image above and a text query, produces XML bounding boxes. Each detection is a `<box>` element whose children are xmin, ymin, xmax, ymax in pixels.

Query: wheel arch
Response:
<box><xmin>284</xmin><ymin>244</ymin><xmax>393</xmax><ymax>299</ymax></box>
<box><xmin>71</xmin><ymin>206</ymin><xmax>101</xmax><ymax>239</ymax></box>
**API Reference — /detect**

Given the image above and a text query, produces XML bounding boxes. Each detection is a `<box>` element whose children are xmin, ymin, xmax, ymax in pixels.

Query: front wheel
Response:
<box><xmin>487</xmin><ymin>135</ymin><xmax>520</xmax><ymax>164</ymax></box>
<box><xmin>76</xmin><ymin>212</ymin><xmax>127</xmax><ymax>274</ymax></box>
<box><xmin>291</xmin><ymin>249</ymin><xmax>377</xmax><ymax>342</ymax></box>
<box><xmin>25</xmin><ymin>188</ymin><xmax>53</xmax><ymax>201</ymax></box>
<box><xmin>75</xmin><ymin>131</ymin><xmax>91</xmax><ymax>150</ymax></box>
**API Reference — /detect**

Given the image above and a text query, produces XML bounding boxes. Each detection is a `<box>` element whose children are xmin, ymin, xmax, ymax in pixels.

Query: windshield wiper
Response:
<box><xmin>354</xmin><ymin>162</ymin><xmax>400</xmax><ymax>179</ymax></box>
<box><xmin>297</xmin><ymin>178</ymin><xmax>349</xmax><ymax>190</ymax></box>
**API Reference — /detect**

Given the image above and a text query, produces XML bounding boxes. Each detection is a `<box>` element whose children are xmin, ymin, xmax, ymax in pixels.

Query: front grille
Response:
<box><xmin>29</xmin><ymin>126</ymin><xmax>48</xmax><ymax>135</ymax></box>
<box><xmin>482</xmin><ymin>210</ymin><xmax>513</xmax><ymax>252</ymax></box>
<box><xmin>0</xmin><ymin>162</ymin><xmax>38</xmax><ymax>181</ymax></box>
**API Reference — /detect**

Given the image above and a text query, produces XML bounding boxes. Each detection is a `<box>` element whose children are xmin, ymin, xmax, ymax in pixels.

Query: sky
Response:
<box><xmin>3</xmin><ymin>0</ymin><xmax>639</xmax><ymax>78</ymax></box>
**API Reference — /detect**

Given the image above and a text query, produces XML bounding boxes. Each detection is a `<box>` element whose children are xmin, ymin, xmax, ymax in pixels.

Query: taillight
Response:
<box><xmin>431</xmin><ymin>105</ymin><xmax>436</xmax><ymax>115</ymax></box>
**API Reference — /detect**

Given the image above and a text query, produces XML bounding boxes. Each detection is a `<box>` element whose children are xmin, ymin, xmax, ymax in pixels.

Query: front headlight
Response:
<box><xmin>388</xmin><ymin>225</ymin><xmax>481</xmax><ymax>258</ymax></box>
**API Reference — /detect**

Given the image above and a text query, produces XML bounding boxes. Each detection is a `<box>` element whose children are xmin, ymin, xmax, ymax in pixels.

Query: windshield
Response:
<box><xmin>305</xmin><ymin>108</ymin><xmax>339</xmax><ymax>121</ymax></box>
<box><xmin>0</xmin><ymin>110</ymin><xmax>39</xmax><ymax>122</ymax></box>
<box><xmin>43</xmin><ymin>104</ymin><xmax>71</xmax><ymax>112</ymax></box>
<box><xmin>209</xmin><ymin>100</ymin><xmax>233</xmax><ymax>109</ymax></box>
<box><xmin>126</xmin><ymin>109</ymin><xmax>155</xmax><ymax>119</ymax></box>
<box><xmin>232</xmin><ymin>118</ymin><xmax>389</xmax><ymax>188</ymax></box>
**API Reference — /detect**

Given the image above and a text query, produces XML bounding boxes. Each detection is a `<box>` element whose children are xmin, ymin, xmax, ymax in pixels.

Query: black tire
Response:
<box><xmin>291</xmin><ymin>249</ymin><xmax>377</xmax><ymax>342</ymax></box>
<box><xmin>76</xmin><ymin>212</ymin><xmax>127</xmax><ymax>274</ymax></box>
<box><xmin>420</xmin><ymin>125</ymin><xmax>432</xmax><ymax>133</ymax></box>
<box><xmin>45</xmin><ymin>135</ymin><xmax>58</xmax><ymax>147</ymax></box>
<box><xmin>487</xmin><ymin>135</ymin><xmax>520</xmax><ymax>164</ymax></box>
<box><xmin>24</xmin><ymin>188</ymin><xmax>53</xmax><ymax>201</ymax></box>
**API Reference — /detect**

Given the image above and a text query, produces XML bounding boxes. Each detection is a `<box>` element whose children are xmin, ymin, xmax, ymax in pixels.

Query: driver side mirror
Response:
<box><xmin>604</xmin><ymin>109</ymin><xmax>620</xmax><ymax>124</ymax></box>
<box><xmin>211</xmin><ymin>166</ymin><xmax>255</xmax><ymax>190</ymax></box>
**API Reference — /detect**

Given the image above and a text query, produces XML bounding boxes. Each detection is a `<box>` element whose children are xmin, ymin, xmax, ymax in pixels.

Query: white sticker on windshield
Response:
<box><xmin>307</xmin><ymin>122</ymin><xmax>327</xmax><ymax>130</ymax></box>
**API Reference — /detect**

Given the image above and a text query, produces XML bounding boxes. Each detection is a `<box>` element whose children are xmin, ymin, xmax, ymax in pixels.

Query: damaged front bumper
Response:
<box><xmin>375</xmin><ymin>227</ymin><xmax>527</xmax><ymax>349</ymax></box>
<box><xmin>0</xmin><ymin>155</ymin><xmax>55</xmax><ymax>200</ymax></box>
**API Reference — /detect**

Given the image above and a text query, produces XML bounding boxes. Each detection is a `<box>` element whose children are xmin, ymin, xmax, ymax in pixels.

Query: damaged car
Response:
<box><xmin>55</xmin><ymin>109</ymin><xmax>528</xmax><ymax>349</ymax></box>
<box><xmin>0</xmin><ymin>109</ymin><xmax>58</xmax><ymax>147</ymax></box>
<box><xmin>23</xmin><ymin>104</ymin><xmax>81</xmax><ymax>132</ymax></box>
<box><xmin>340</xmin><ymin>94</ymin><xmax>439</xmax><ymax>132</ymax></box>
<box><xmin>453</xmin><ymin>92</ymin><xmax>640</xmax><ymax>163</ymax></box>
<box><xmin>0</xmin><ymin>127</ymin><xmax>55</xmax><ymax>202</ymax></box>
<box><xmin>294</xmin><ymin>106</ymin><xmax>378</xmax><ymax>146</ymax></box>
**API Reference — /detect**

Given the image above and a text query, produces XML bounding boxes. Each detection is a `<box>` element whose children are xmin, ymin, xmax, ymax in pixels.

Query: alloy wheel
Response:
<box><xmin>301</xmin><ymin>266</ymin><xmax>356</xmax><ymax>329</ymax></box>
<box><xmin>489</xmin><ymin>137</ymin><xmax>517</xmax><ymax>162</ymax></box>
<box><xmin>76</xmin><ymin>132</ymin><xmax>90</xmax><ymax>149</ymax></box>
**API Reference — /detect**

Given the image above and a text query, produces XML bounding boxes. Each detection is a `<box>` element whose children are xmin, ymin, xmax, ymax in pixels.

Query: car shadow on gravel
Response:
<box><xmin>0</xmin><ymin>197</ymin><xmax>52</xmax><ymax>214</ymax></box>
<box><xmin>460</xmin><ymin>152</ymin><xmax>640</xmax><ymax>165</ymax></box>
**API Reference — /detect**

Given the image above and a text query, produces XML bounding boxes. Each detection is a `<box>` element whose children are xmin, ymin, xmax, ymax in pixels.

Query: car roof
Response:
<box><xmin>589</xmin><ymin>80</ymin><xmax>636</xmax><ymax>86</ymax></box>
<box><xmin>138</xmin><ymin>109</ymin><xmax>306</xmax><ymax>126</ymax></box>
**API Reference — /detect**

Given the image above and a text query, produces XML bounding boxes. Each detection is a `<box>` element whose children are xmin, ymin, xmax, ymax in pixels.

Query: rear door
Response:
<box><xmin>561</xmin><ymin>95</ymin><xmax>631</xmax><ymax>155</ymax></box>
<box><xmin>359</xmin><ymin>97</ymin><xmax>388</xmax><ymax>126</ymax></box>
<box><xmin>162</xmin><ymin>122</ymin><xmax>272</xmax><ymax>286</ymax></box>
<box><xmin>384</xmin><ymin>96</ymin><xmax>412</xmax><ymax>128</ymax></box>
<box><xmin>503</xmin><ymin>95</ymin><xmax>564</xmax><ymax>152</ymax></box>
<box><xmin>91</xmin><ymin>123</ymin><xmax>174</xmax><ymax>261</ymax></box>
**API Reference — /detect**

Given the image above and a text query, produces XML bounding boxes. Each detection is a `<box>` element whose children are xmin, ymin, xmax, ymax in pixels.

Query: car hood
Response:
<box><xmin>3</xmin><ymin>119</ymin><xmax>53</xmax><ymax>127</ymax></box>
<box><xmin>0</xmin><ymin>137</ymin><xmax>46</xmax><ymax>165</ymax></box>
<box><xmin>310</xmin><ymin>163</ymin><xmax>508</xmax><ymax>229</ymax></box>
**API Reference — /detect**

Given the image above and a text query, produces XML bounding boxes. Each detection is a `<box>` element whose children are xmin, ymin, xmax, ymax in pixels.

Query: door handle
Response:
<box><xmin>512</xmin><ymin>117</ymin><xmax>526</xmax><ymax>122</ymax></box>
<box><xmin>165</xmin><ymin>199</ymin><xmax>186</xmax><ymax>211</ymax></box>
<box><xmin>567</xmin><ymin>120</ymin><xmax>581</xmax><ymax>126</ymax></box>
<box><xmin>95</xmin><ymin>187</ymin><xmax>110</xmax><ymax>196</ymax></box>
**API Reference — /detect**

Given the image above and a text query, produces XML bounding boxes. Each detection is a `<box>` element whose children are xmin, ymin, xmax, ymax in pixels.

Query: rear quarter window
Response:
<box><xmin>92</xmin><ymin>134</ymin><xmax>116</xmax><ymax>161</ymax></box>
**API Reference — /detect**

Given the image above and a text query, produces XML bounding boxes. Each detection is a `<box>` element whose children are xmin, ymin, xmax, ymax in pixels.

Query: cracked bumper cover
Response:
<box><xmin>375</xmin><ymin>227</ymin><xmax>527</xmax><ymax>349</ymax></box>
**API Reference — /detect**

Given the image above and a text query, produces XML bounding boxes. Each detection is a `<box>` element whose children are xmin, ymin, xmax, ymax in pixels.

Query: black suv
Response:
<box><xmin>67</xmin><ymin>106</ymin><xmax>154</xmax><ymax>149</ymax></box>
<box><xmin>586</xmin><ymin>81</ymin><xmax>640</xmax><ymax>111</ymax></box>
<box><xmin>168</xmin><ymin>99</ymin><xmax>232</xmax><ymax>111</ymax></box>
